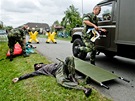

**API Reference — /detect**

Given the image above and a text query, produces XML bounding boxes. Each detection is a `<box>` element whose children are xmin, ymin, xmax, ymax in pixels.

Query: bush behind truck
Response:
<box><xmin>71</xmin><ymin>0</ymin><xmax>135</xmax><ymax>60</ymax></box>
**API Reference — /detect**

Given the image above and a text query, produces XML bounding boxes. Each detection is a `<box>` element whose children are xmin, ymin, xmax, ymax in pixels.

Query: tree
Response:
<box><xmin>51</xmin><ymin>20</ymin><xmax>60</xmax><ymax>31</ymax></box>
<box><xmin>4</xmin><ymin>26</ymin><xmax>13</xmax><ymax>31</ymax></box>
<box><xmin>0</xmin><ymin>21</ymin><xmax>3</xmax><ymax>29</ymax></box>
<box><xmin>61</xmin><ymin>5</ymin><xmax>82</xmax><ymax>32</ymax></box>
<box><xmin>53</xmin><ymin>20</ymin><xmax>60</xmax><ymax>25</ymax></box>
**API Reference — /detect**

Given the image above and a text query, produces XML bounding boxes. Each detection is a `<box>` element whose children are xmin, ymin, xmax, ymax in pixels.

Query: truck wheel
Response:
<box><xmin>72</xmin><ymin>39</ymin><xmax>87</xmax><ymax>59</ymax></box>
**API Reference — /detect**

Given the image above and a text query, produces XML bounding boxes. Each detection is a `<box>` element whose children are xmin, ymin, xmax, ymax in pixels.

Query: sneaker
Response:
<box><xmin>84</xmin><ymin>88</ymin><xmax>92</xmax><ymax>97</ymax></box>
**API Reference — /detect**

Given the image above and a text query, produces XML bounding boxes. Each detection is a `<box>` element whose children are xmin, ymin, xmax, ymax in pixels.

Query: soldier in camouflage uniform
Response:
<box><xmin>77</xmin><ymin>5</ymin><xmax>106</xmax><ymax>65</ymax></box>
<box><xmin>12</xmin><ymin>56</ymin><xmax>92</xmax><ymax>97</ymax></box>
<box><xmin>7</xmin><ymin>25</ymin><xmax>29</xmax><ymax>61</ymax></box>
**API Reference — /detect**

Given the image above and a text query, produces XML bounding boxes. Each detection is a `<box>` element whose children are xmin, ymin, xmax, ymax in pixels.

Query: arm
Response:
<box><xmin>83</xmin><ymin>20</ymin><xmax>106</xmax><ymax>32</ymax></box>
<box><xmin>12</xmin><ymin>71</ymin><xmax>42</xmax><ymax>83</ymax></box>
<box><xmin>83</xmin><ymin>20</ymin><xmax>98</xmax><ymax>30</ymax></box>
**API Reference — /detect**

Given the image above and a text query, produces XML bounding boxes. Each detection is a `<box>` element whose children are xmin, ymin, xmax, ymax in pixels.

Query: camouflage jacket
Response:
<box><xmin>82</xmin><ymin>12</ymin><xmax>98</xmax><ymax>39</ymax></box>
<box><xmin>83</xmin><ymin>12</ymin><xmax>98</xmax><ymax>32</ymax></box>
<box><xmin>8</xmin><ymin>28</ymin><xmax>26</xmax><ymax>39</ymax></box>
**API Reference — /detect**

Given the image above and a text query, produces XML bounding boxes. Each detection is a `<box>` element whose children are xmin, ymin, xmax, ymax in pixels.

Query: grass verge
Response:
<box><xmin>0</xmin><ymin>42</ymin><xmax>111</xmax><ymax>101</ymax></box>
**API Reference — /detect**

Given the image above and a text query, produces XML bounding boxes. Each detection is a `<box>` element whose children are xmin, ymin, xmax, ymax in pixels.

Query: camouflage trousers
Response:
<box><xmin>8</xmin><ymin>34</ymin><xmax>26</xmax><ymax>56</ymax></box>
<box><xmin>79</xmin><ymin>36</ymin><xmax>96</xmax><ymax>64</ymax></box>
<box><xmin>55</xmin><ymin>57</ymin><xmax>85</xmax><ymax>90</ymax></box>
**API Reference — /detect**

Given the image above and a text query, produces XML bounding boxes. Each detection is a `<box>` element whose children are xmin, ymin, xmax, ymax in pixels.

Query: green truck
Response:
<box><xmin>71</xmin><ymin>0</ymin><xmax>135</xmax><ymax>60</ymax></box>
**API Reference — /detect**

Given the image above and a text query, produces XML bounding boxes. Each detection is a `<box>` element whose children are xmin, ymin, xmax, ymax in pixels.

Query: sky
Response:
<box><xmin>0</xmin><ymin>0</ymin><xmax>103</xmax><ymax>28</ymax></box>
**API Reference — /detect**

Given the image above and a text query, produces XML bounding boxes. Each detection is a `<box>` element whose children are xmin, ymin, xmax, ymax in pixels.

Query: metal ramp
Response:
<box><xmin>75</xmin><ymin>58</ymin><xmax>129</xmax><ymax>89</ymax></box>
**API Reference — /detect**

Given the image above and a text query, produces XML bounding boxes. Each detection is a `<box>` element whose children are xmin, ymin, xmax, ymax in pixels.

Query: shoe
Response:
<box><xmin>84</xmin><ymin>88</ymin><xmax>92</xmax><ymax>97</ymax></box>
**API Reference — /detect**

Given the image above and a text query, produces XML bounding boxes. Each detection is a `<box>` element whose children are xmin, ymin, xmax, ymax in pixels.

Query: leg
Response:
<box><xmin>18</xmin><ymin>38</ymin><xmax>29</xmax><ymax>57</ymax></box>
<box><xmin>79</xmin><ymin>36</ymin><xmax>96</xmax><ymax>65</ymax></box>
<box><xmin>79</xmin><ymin>38</ymin><xmax>92</xmax><ymax>53</ymax></box>
<box><xmin>90</xmin><ymin>42</ymin><xmax>96</xmax><ymax>65</ymax></box>
<box><xmin>56</xmin><ymin>56</ymin><xmax>92</xmax><ymax>97</ymax></box>
<box><xmin>56</xmin><ymin>76</ymin><xmax>92</xmax><ymax>97</ymax></box>
<box><xmin>8</xmin><ymin>36</ymin><xmax>16</xmax><ymax>61</ymax></box>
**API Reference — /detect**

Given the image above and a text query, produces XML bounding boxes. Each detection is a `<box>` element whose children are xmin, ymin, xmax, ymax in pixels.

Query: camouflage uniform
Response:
<box><xmin>55</xmin><ymin>57</ymin><xmax>81</xmax><ymax>89</ymax></box>
<box><xmin>79</xmin><ymin>12</ymin><xmax>98</xmax><ymax>65</ymax></box>
<box><xmin>7</xmin><ymin>27</ymin><xmax>27</xmax><ymax>60</ymax></box>
<box><xmin>15</xmin><ymin>57</ymin><xmax>92</xmax><ymax>97</ymax></box>
<box><xmin>17</xmin><ymin>57</ymin><xmax>82</xmax><ymax>89</ymax></box>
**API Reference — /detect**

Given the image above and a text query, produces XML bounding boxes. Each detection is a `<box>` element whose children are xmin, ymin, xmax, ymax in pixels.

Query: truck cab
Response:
<box><xmin>96</xmin><ymin>0</ymin><xmax>117</xmax><ymax>57</ymax></box>
<box><xmin>71</xmin><ymin>0</ymin><xmax>135</xmax><ymax>60</ymax></box>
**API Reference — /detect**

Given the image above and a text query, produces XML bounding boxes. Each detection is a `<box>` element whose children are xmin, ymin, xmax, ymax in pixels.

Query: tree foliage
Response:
<box><xmin>61</xmin><ymin>5</ymin><xmax>82</xmax><ymax>32</ymax></box>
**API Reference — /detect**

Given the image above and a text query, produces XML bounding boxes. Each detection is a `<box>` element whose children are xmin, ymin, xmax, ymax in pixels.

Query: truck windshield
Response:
<box><xmin>98</xmin><ymin>3</ymin><xmax>112</xmax><ymax>21</ymax></box>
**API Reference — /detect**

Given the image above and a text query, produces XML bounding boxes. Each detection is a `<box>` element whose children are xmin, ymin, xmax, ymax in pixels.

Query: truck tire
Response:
<box><xmin>72</xmin><ymin>39</ymin><xmax>87</xmax><ymax>59</ymax></box>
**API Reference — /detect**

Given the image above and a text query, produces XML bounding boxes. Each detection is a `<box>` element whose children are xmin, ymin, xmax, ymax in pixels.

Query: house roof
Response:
<box><xmin>54</xmin><ymin>25</ymin><xmax>64</xmax><ymax>29</ymax></box>
<box><xmin>25</xmin><ymin>22</ymin><xmax>50</xmax><ymax>29</ymax></box>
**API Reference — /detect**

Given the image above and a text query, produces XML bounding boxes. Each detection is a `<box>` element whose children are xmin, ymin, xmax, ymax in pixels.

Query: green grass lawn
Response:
<box><xmin>0</xmin><ymin>42</ymin><xmax>111</xmax><ymax>101</ymax></box>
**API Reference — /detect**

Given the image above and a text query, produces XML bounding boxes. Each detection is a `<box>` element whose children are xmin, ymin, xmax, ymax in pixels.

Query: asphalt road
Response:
<box><xmin>29</xmin><ymin>37</ymin><xmax>135</xmax><ymax>101</ymax></box>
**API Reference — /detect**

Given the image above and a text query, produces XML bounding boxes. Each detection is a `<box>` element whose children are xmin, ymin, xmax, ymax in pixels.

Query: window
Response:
<box><xmin>98</xmin><ymin>3</ymin><xmax>112</xmax><ymax>21</ymax></box>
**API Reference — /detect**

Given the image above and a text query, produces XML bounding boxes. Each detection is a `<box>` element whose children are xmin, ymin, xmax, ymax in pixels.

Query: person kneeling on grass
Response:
<box><xmin>12</xmin><ymin>56</ymin><xmax>92</xmax><ymax>97</ymax></box>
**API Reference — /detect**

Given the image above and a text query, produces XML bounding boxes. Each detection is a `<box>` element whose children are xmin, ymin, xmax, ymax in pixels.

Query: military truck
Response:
<box><xmin>71</xmin><ymin>0</ymin><xmax>135</xmax><ymax>60</ymax></box>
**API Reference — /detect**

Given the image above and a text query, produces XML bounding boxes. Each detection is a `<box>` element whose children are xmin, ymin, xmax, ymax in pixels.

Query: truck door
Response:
<box><xmin>96</xmin><ymin>1</ymin><xmax>117</xmax><ymax>52</ymax></box>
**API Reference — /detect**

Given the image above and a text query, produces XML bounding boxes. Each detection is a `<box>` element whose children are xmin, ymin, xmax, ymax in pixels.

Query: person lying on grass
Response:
<box><xmin>12</xmin><ymin>56</ymin><xmax>92</xmax><ymax>97</ymax></box>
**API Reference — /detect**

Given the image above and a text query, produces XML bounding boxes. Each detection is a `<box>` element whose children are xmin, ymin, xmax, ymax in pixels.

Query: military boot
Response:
<box><xmin>84</xmin><ymin>88</ymin><xmax>92</xmax><ymax>97</ymax></box>
<box><xmin>90</xmin><ymin>61</ymin><xmax>95</xmax><ymax>65</ymax></box>
<box><xmin>10</xmin><ymin>55</ymin><xmax>13</xmax><ymax>61</ymax></box>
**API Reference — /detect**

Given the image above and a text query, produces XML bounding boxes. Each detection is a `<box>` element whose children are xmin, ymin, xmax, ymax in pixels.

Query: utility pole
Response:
<box><xmin>82</xmin><ymin>0</ymin><xmax>83</xmax><ymax>16</ymax></box>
